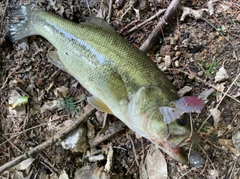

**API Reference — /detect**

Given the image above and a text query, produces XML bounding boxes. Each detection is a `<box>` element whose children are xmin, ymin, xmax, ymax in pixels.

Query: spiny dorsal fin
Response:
<box><xmin>88</xmin><ymin>16</ymin><xmax>116</xmax><ymax>33</ymax></box>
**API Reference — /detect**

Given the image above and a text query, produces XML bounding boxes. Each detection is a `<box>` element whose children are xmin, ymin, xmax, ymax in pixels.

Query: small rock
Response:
<box><xmin>188</xmin><ymin>74</ymin><xmax>195</xmax><ymax>80</ymax></box>
<box><xmin>175</xmin><ymin>60</ymin><xmax>179</xmax><ymax>67</ymax></box>
<box><xmin>197</xmin><ymin>71</ymin><xmax>204</xmax><ymax>77</ymax></box>
<box><xmin>189</xmin><ymin>151</ymin><xmax>205</xmax><ymax>168</ymax></box>
<box><xmin>214</xmin><ymin>66</ymin><xmax>229</xmax><ymax>82</ymax></box>
<box><xmin>61</xmin><ymin>124</ymin><xmax>89</xmax><ymax>152</ymax></box>
<box><xmin>174</xmin><ymin>45</ymin><xmax>179</xmax><ymax>51</ymax></box>
<box><xmin>164</xmin><ymin>55</ymin><xmax>171</xmax><ymax>67</ymax></box>
<box><xmin>175</xmin><ymin>51</ymin><xmax>181</xmax><ymax>57</ymax></box>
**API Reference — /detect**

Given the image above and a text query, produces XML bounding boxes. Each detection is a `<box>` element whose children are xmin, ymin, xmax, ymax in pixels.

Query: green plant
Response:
<box><xmin>216</xmin><ymin>25</ymin><xmax>226</xmax><ymax>35</ymax></box>
<box><xmin>61</xmin><ymin>96</ymin><xmax>77</xmax><ymax>112</ymax></box>
<box><xmin>205</xmin><ymin>57</ymin><xmax>218</xmax><ymax>78</ymax></box>
<box><xmin>191</xmin><ymin>142</ymin><xmax>201</xmax><ymax>151</ymax></box>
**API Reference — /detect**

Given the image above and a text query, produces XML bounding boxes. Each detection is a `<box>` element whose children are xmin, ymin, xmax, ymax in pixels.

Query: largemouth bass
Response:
<box><xmin>6</xmin><ymin>3</ymin><xmax>193</xmax><ymax>163</ymax></box>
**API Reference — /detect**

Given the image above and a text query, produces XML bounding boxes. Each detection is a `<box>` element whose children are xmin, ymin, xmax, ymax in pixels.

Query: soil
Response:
<box><xmin>0</xmin><ymin>0</ymin><xmax>240</xmax><ymax>178</ymax></box>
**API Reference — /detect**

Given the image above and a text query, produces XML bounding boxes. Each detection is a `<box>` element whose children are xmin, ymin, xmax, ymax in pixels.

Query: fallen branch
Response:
<box><xmin>124</xmin><ymin>9</ymin><xmax>166</xmax><ymax>35</ymax></box>
<box><xmin>89</xmin><ymin>121</ymin><xmax>125</xmax><ymax>147</ymax></box>
<box><xmin>140</xmin><ymin>0</ymin><xmax>181</xmax><ymax>52</ymax></box>
<box><xmin>0</xmin><ymin>108</ymin><xmax>96</xmax><ymax>173</ymax></box>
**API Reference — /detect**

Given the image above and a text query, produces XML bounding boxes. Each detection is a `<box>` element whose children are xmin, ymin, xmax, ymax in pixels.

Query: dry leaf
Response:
<box><xmin>146</xmin><ymin>146</ymin><xmax>167</xmax><ymax>179</ymax></box>
<box><xmin>179</xmin><ymin>6</ymin><xmax>208</xmax><ymax>21</ymax></box>
<box><xmin>207</xmin><ymin>169</ymin><xmax>219</xmax><ymax>179</ymax></box>
<box><xmin>8</xmin><ymin>90</ymin><xmax>26</xmax><ymax>119</ymax></box>
<box><xmin>104</xmin><ymin>143</ymin><xmax>113</xmax><ymax>173</ymax></box>
<box><xmin>8</xmin><ymin>96</ymin><xmax>29</xmax><ymax>109</ymax></box>
<box><xmin>209</xmin><ymin>108</ymin><xmax>221</xmax><ymax>128</ymax></box>
<box><xmin>219</xmin><ymin>138</ymin><xmax>240</xmax><ymax>156</ymax></box>
<box><xmin>40</xmin><ymin>100</ymin><xmax>62</xmax><ymax>113</ymax></box>
<box><xmin>232</xmin><ymin>130</ymin><xmax>240</xmax><ymax>152</ymax></box>
<box><xmin>54</xmin><ymin>86</ymin><xmax>69</xmax><ymax>97</ymax></box>
<box><xmin>16</xmin><ymin>158</ymin><xmax>35</xmax><ymax>171</ymax></box>
<box><xmin>74</xmin><ymin>164</ymin><xmax>97</xmax><ymax>179</ymax></box>
<box><xmin>215</xmin><ymin>83</ymin><xmax>225</xmax><ymax>102</ymax></box>
<box><xmin>59</xmin><ymin>171</ymin><xmax>69</xmax><ymax>179</ymax></box>
<box><xmin>214</xmin><ymin>66</ymin><xmax>229</xmax><ymax>82</ymax></box>
<box><xmin>207</xmin><ymin>0</ymin><xmax>215</xmax><ymax>16</ymax></box>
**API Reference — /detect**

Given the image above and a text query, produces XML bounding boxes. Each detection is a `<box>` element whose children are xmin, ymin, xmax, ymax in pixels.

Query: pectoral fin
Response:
<box><xmin>87</xmin><ymin>96</ymin><xmax>113</xmax><ymax>114</ymax></box>
<box><xmin>47</xmin><ymin>51</ymin><xmax>68</xmax><ymax>73</ymax></box>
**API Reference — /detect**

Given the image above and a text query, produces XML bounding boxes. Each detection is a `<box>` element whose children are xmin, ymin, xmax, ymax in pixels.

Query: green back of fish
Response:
<box><xmin>17</xmin><ymin>7</ymin><xmax>177</xmax><ymax>119</ymax></box>
<box><xmin>7</xmin><ymin>4</ymin><xmax>191</xmax><ymax>163</ymax></box>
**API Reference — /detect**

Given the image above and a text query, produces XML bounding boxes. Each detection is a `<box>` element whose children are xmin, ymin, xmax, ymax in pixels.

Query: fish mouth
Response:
<box><xmin>162</xmin><ymin>132</ymin><xmax>198</xmax><ymax>164</ymax></box>
<box><xmin>162</xmin><ymin>140</ymin><xmax>189</xmax><ymax>164</ymax></box>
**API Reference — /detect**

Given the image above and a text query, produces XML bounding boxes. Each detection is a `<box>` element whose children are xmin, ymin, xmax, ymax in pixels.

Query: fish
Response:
<box><xmin>6</xmin><ymin>3</ymin><xmax>195</xmax><ymax>164</ymax></box>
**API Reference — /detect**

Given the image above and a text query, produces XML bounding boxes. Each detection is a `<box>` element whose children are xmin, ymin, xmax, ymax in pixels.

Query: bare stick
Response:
<box><xmin>140</xmin><ymin>0</ymin><xmax>181</xmax><ymax>52</ymax></box>
<box><xmin>107</xmin><ymin>0</ymin><xmax>113</xmax><ymax>24</ymax></box>
<box><xmin>0</xmin><ymin>108</ymin><xmax>96</xmax><ymax>173</ymax></box>
<box><xmin>89</xmin><ymin>121</ymin><xmax>124</xmax><ymax>147</ymax></box>
<box><xmin>125</xmin><ymin>9</ymin><xmax>166</xmax><ymax>35</ymax></box>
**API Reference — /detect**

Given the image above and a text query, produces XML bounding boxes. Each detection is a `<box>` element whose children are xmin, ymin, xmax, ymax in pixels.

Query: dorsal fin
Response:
<box><xmin>88</xmin><ymin>16</ymin><xmax>116</xmax><ymax>33</ymax></box>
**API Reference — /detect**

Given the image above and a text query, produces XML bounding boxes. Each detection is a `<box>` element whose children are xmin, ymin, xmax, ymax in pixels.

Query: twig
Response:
<box><xmin>0</xmin><ymin>0</ymin><xmax>9</xmax><ymax>24</ymax></box>
<box><xmin>126</xmin><ymin>132</ymin><xmax>139</xmax><ymax>166</ymax></box>
<box><xmin>140</xmin><ymin>0</ymin><xmax>181</xmax><ymax>52</ymax></box>
<box><xmin>1</xmin><ymin>115</ymin><xmax>69</xmax><ymax>147</ymax></box>
<box><xmin>229</xmin><ymin>157</ymin><xmax>238</xmax><ymax>179</ymax></box>
<box><xmin>85</xmin><ymin>0</ymin><xmax>92</xmax><ymax>15</ymax></box>
<box><xmin>171</xmin><ymin>69</ymin><xmax>240</xmax><ymax>104</ymax></box>
<box><xmin>89</xmin><ymin>121</ymin><xmax>125</xmax><ymax>147</ymax></box>
<box><xmin>215</xmin><ymin>73</ymin><xmax>240</xmax><ymax>109</ymax></box>
<box><xmin>125</xmin><ymin>9</ymin><xmax>166</xmax><ymax>35</ymax></box>
<box><xmin>0</xmin><ymin>108</ymin><xmax>96</xmax><ymax>173</ymax></box>
<box><xmin>201</xmin><ymin>18</ymin><xmax>235</xmax><ymax>50</ymax></box>
<box><xmin>106</xmin><ymin>0</ymin><xmax>113</xmax><ymax>24</ymax></box>
<box><xmin>198</xmin><ymin>73</ymin><xmax>240</xmax><ymax>131</ymax></box>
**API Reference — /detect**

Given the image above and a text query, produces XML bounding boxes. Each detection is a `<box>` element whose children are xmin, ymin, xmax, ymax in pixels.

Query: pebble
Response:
<box><xmin>175</xmin><ymin>51</ymin><xmax>181</xmax><ymax>57</ymax></box>
<box><xmin>164</xmin><ymin>55</ymin><xmax>171</xmax><ymax>67</ymax></box>
<box><xmin>197</xmin><ymin>71</ymin><xmax>204</xmax><ymax>77</ymax></box>
<box><xmin>189</xmin><ymin>151</ymin><xmax>205</xmax><ymax>168</ymax></box>
<box><xmin>175</xmin><ymin>60</ymin><xmax>179</xmax><ymax>67</ymax></box>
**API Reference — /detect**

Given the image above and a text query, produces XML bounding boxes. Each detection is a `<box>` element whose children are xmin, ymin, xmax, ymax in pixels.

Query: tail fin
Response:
<box><xmin>5</xmin><ymin>3</ymin><xmax>36</xmax><ymax>42</ymax></box>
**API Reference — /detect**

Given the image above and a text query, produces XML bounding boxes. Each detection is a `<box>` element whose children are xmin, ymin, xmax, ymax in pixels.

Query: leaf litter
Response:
<box><xmin>0</xmin><ymin>0</ymin><xmax>240</xmax><ymax>178</ymax></box>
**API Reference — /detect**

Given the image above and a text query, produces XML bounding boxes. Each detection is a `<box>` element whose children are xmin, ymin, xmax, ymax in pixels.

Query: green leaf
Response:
<box><xmin>205</xmin><ymin>57</ymin><xmax>218</xmax><ymax>78</ymax></box>
<box><xmin>8</xmin><ymin>96</ymin><xmax>29</xmax><ymax>109</ymax></box>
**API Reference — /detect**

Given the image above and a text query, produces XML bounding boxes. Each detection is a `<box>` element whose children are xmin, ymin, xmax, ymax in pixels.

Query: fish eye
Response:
<box><xmin>176</xmin><ymin>116</ymin><xmax>187</xmax><ymax>126</ymax></box>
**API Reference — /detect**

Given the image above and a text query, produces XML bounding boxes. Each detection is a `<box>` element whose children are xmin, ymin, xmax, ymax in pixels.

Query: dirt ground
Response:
<box><xmin>0</xmin><ymin>0</ymin><xmax>240</xmax><ymax>178</ymax></box>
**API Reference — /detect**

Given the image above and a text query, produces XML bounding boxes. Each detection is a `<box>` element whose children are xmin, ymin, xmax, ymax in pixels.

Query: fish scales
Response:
<box><xmin>6</xmin><ymin>3</ymin><xmax>192</xmax><ymax>164</ymax></box>
<box><xmin>32</xmin><ymin>9</ymin><xmax>177</xmax><ymax>118</ymax></box>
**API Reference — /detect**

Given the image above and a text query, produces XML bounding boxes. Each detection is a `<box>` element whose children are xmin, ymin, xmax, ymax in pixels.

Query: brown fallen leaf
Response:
<box><xmin>146</xmin><ymin>145</ymin><xmax>167</xmax><ymax>179</ymax></box>
<box><xmin>219</xmin><ymin>138</ymin><xmax>240</xmax><ymax>156</ymax></box>
<box><xmin>209</xmin><ymin>108</ymin><xmax>221</xmax><ymax>128</ymax></box>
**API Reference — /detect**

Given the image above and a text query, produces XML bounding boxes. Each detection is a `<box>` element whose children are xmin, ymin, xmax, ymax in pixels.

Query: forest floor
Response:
<box><xmin>0</xmin><ymin>0</ymin><xmax>240</xmax><ymax>178</ymax></box>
